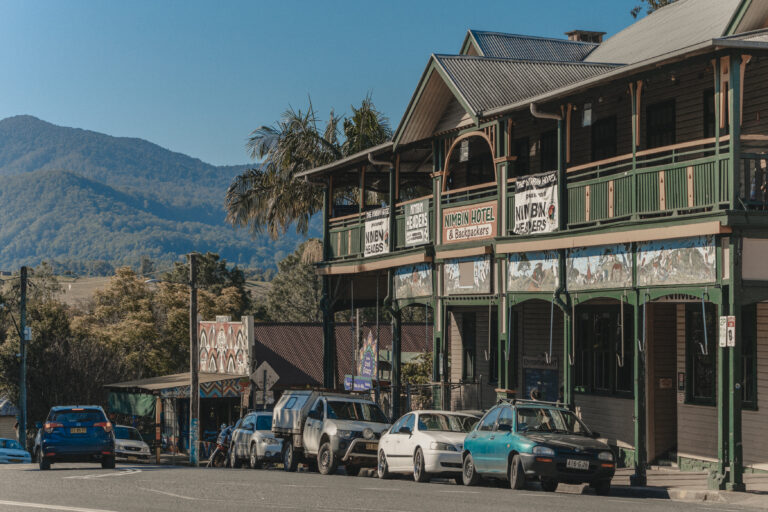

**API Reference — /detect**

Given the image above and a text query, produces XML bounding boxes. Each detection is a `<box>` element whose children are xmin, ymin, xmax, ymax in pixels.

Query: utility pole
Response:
<box><xmin>18</xmin><ymin>266</ymin><xmax>27</xmax><ymax>449</ymax></box>
<box><xmin>188</xmin><ymin>254</ymin><xmax>199</xmax><ymax>466</ymax></box>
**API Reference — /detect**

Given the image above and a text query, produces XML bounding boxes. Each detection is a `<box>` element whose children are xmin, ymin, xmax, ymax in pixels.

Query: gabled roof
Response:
<box><xmin>0</xmin><ymin>396</ymin><xmax>18</xmax><ymax>417</ymax></box>
<box><xmin>585</xmin><ymin>0</ymin><xmax>742</xmax><ymax>64</ymax></box>
<box><xmin>462</xmin><ymin>30</ymin><xmax>599</xmax><ymax>62</ymax></box>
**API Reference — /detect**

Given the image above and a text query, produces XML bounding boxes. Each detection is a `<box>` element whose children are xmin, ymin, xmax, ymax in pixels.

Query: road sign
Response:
<box><xmin>251</xmin><ymin>361</ymin><xmax>279</xmax><ymax>391</ymax></box>
<box><xmin>727</xmin><ymin>315</ymin><xmax>736</xmax><ymax>347</ymax></box>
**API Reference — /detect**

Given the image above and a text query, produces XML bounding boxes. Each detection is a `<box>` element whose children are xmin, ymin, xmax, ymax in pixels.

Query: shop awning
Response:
<box><xmin>105</xmin><ymin>372</ymin><xmax>249</xmax><ymax>399</ymax></box>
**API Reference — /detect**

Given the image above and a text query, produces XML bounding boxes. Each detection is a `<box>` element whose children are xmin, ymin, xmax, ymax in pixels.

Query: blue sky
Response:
<box><xmin>0</xmin><ymin>0</ymin><xmax>644</xmax><ymax>166</ymax></box>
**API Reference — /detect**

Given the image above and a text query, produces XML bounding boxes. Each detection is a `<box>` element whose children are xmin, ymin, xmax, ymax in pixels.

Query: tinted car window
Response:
<box><xmin>50</xmin><ymin>410</ymin><xmax>106</xmax><ymax>423</ymax></box>
<box><xmin>516</xmin><ymin>407</ymin><xmax>590</xmax><ymax>434</ymax></box>
<box><xmin>326</xmin><ymin>401</ymin><xmax>388</xmax><ymax>423</ymax></box>
<box><xmin>478</xmin><ymin>408</ymin><xmax>501</xmax><ymax>432</ymax></box>
<box><xmin>418</xmin><ymin>413</ymin><xmax>476</xmax><ymax>433</ymax></box>
<box><xmin>114</xmin><ymin>427</ymin><xmax>143</xmax><ymax>441</ymax></box>
<box><xmin>255</xmin><ymin>415</ymin><xmax>272</xmax><ymax>430</ymax></box>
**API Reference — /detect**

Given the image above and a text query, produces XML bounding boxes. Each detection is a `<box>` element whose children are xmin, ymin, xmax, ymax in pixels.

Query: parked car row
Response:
<box><xmin>220</xmin><ymin>390</ymin><xmax>616</xmax><ymax>495</ymax></box>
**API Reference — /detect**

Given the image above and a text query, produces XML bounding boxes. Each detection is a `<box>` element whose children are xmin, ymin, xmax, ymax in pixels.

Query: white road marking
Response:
<box><xmin>0</xmin><ymin>500</ymin><xmax>118</xmax><ymax>512</ymax></box>
<box><xmin>438</xmin><ymin>490</ymin><xmax>481</xmax><ymax>493</ymax></box>
<box><xmin>138</xmin><ymin>488</ymin><xmax>200</xmax><ymax>501</ymax></box>
<box><xmin>63</xmin><ymin>469</ymin><xmax>141</xmax><ymax>480</ymax></box>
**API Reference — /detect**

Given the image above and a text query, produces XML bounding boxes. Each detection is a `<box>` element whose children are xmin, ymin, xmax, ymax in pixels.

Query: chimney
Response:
<box><xmin>565</xmin><ymin>30</ymin><xmax>606</xmax><ymax>43</ymax></box>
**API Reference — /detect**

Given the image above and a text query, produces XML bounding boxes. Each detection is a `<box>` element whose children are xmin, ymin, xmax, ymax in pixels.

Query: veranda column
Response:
<box><xmin>321</xmin><ymin>276</ymin><xmax>336</xmax><ymax>389</ymax></box>
<box><xmin>631</xmin><ymin>293</ymin><xmax>647</xmax><ymax>486</ymax></box>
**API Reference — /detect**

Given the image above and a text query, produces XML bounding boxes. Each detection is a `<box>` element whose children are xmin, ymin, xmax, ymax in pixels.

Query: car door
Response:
<box><xmin>236</xmin><ymin>416</ymin><xmax>255</xmax><ymax>458</ymax></box>
<box><xmin>381</xmin><ymin>415</ymin><xmax>405</xmax><ymax>471</ymax></box>
<box><xmin>468</xmin><ymin>407</ymin><xmax>501</xmax><ymax>473</ymax></box>
<box><xmin>303</xmin><ymin>399</ymin><xmax>324</xmax><ymax>454</ymax></box>
<box><xmin>488</xmin><ymin>406</ymin><xmax>515</xmax><ymax>474</ymax></box>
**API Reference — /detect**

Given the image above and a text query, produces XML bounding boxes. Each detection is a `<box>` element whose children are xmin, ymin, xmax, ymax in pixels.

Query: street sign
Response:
<box><xmin>719</xmin><ymin>316</ymin><xmax>727</xmax><ymax>348</ymax></box>
<box><xmin>251</xmin><ymin>361</ymin><xmax>279</xmax><ymax>391</ymax></box>
<box><xmin>727</xmin><ymin>315</ymin><xmax>736</xmax><ymax>347</ymax></box>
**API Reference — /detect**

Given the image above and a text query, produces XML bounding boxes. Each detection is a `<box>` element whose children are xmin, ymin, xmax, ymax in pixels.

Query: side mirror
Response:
<box><xmin>35</xmin><ymin>422</ymin><xmax>42</xmax><ymax>429</ymax></box>
<box><xmin>398</xmin><ymin>426</ymin><xmax>412</xmax><ymax>435</ymax></box>
<box><xmin>497</xmin><ymin>423</ymin><xmax>513</xmax><ymax>433</ymax></box>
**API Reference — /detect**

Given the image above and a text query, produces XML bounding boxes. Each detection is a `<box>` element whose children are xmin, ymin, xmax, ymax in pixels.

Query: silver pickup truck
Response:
<box><xmin>272</xmin><ymin>390</ymin><xmax>390</xmax><ymax>475</ymax></box>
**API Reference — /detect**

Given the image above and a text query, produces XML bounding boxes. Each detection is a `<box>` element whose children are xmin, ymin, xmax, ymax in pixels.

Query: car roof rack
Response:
<box><xmin>497</xmin><ymin>398</ymin><xmax>564</xmax><ymax>407</ymax></box>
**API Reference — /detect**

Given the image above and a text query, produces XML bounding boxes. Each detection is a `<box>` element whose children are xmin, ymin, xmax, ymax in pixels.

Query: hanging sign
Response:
<box><xmin>442</xmin><ymin>201</ymin><xmax>497</xmax><ymax>244</ymax></box>
<box><xmin>405</xmin><ymin>199</ymin><xmax>429</xmax><ymax>246</ymax></box>
<box><xmin>364</xmin><ymin>207</ymin><xmax>390</xmax><ymax>257</ymax></box>
<box><xmin>513</xmin><ymin>170</ymin><xmax>558</xmax><ymax>235</ymax></box>
<box><xmin>358</xmin><ymin>330</ymin><xmax>378</xmax><ymax>380</ymax></box>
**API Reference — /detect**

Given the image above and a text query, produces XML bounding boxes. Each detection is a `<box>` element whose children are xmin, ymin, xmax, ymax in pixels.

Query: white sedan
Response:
<box><xmin>0</xmin><ymin>438</ymin><xmax>31</xmax><ymax>464</ymax></box>
<box><xmin>378</xmin><ymin>411</ymin><xmax>479</xmax><ymax>483</ymax></box>
<box><xmin>114</xmin><ymin>425</ymin><xmax>152</xmax><ymax>462</ymax></box>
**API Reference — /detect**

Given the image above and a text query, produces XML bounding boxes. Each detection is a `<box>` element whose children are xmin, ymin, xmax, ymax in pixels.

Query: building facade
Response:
<box><xmin>300</xmin><ymin>0</ymin><xmax>768</xmax><ymax>490</ymax></box>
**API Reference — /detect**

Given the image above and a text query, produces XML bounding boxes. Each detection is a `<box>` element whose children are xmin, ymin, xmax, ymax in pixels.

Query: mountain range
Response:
<box><xmin>0</xmin><ymin>115</ymin><xmax>313</xmax><ymax>273</ymax></box>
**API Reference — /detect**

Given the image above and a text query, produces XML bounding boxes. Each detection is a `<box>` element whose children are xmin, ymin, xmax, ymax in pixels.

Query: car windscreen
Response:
<box><xmin>114</xmin><ymin>427</ymin><xmax>143</xmax><ymax>441</ymax></box>
<box><xmin>417</xmin><ymin>413</ymin><xmax>477</xmax><ymax>433</ymax></box>
<box><xmin>516</xmin><ymin>407</ymin><xmax>590</xmax><ymax>435</ymax></box>
<box><xmin>255</xmin><ymin>415</ymin><xmax>272</xmax><ymax>430</ymax></box>
<box><xmin>50</xmin><ymin>410</ymin><xmax>106</xmax><ymax>424</ymax></box>
<box><xmin>326</xmin><ymin>401</ymin><xmax>388</xmax><ymax>423</ymax></box>
<box><xmin>0</xmin><ymin>439</ymin><xmax>23</xmax><ymax>450</ymax></box>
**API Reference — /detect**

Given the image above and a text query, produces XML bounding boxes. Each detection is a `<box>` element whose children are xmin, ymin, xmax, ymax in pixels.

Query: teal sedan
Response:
<box><xmin>461</xmin><ymin>401</ymin><xmax>615</xmax><ymax>495</ymax></box>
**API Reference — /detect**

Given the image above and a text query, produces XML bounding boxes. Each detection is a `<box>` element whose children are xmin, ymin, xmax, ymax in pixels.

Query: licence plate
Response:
<box><xmin>70</xmin><ymin>427</ymin><xmax>87</xmax><ymax>434</ymax></box>
<box><xmin>365</xmin><ymin>443</ymin><xmax>377</xmax><ymax>451</ymax></box>
<box><xmin>566</xmin><ymin>459</ymin><xmax>589</xmax><ymax>470</ymax></box>
<box><xmin>127</xmin><ymin>456</ymin><xmax>137</xmax><ymax>461</ymax></box>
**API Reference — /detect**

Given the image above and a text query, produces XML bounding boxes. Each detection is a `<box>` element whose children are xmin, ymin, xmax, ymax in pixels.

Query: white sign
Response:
<box><xmin>727</xmin><ymin>315</ymin><xmax>736</xmax><ymax>348</ymax></box>
<box><xmin>251</xmin><ymin>361</ymin><xmax>279</xmax><ymax>391</ymax></box>
<box><xmin>405</xmin><ymin>199</ymin><xmax>429</xmax><ymax>246</ymax></box>
<box><xmin>513</xmin><ymin>171</ymin><xmax>559</xmax><ymax>235</ymax></box>
<box><xmin>364</xmin><ymin>207</ymin><xmax>390</xmax><ymax>257</ymax></box>
<box><xmin>719</xmin><ymin>316</ymin><xmax>728</xmax><ymax>348</ymax></box>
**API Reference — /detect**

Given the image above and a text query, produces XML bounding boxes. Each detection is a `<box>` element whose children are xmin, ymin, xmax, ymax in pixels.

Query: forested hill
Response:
<box><xmin>0</xmin><ymin>115</ymin><xmax>313</xmax><ymax>273</ymax></box>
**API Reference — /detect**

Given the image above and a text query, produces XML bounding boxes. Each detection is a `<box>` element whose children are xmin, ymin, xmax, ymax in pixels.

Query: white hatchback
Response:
<box><xmin>377</xmin><ymin>411</ymin><xmax>479</xmax><ymax>483</ymax></box>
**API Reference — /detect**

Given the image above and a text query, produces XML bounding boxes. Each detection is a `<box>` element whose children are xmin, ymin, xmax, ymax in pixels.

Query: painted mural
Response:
<box><xmin>198</xmin><ymin>316</ymin><xmax>252</xmax><ymax>375</ymax></box>
<box><xmin>567</xmin><ymin>244</ymin><xmax>632</xmax><ymax>291</ymax></box>
<box><xmin>637</xmin><ymin>236</ymin><xmax>716</xmax><ymax>286</ymax></box>
<box><xmin>394</xmin><ymin>263</ymin><xmax>433</xmax><ymax>299</ymax></box>
<box><xmin>508</xmin><ymin>251</ymin><xmax>559</xmax><ymax>292</ymax></box>
<box><xmin>444</xmin><ymin>255</ymin><xmax>492</xmax><ymax>295</ymax></box>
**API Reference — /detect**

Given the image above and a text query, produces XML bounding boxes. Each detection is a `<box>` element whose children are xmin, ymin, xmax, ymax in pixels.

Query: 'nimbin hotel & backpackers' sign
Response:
<box><xmin>442</xmin><ymin>201</ymin><xmax>497</xmax><ymax>243</ymax></box>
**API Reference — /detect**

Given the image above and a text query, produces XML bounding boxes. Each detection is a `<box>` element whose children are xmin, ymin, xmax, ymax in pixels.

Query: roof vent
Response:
<box><xmin>565</xmin><ymin>30</ymin><xmax>606</xmax><ymax>43</ymax></box>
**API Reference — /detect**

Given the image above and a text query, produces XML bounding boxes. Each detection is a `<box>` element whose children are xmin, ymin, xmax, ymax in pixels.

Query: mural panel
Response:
<box><xmin>444</xmin><ymin>256</ymin><xmax>492</xmax><ymax>295</ymax></box>
<box><xmin>394</xmin><ymin>263</ymin><xmax>433</xmax><ymax>299</ymax></box>
<box><xmin>637</xmin><ymin>236</ymin><xmax>716</xmax><ymax>286</ymax></box>
<box><xmin>198</xmin><ymin>315</ymin><xmax>253</xmax><ymax>375</ymax></box>
<box><xmin>508</xmin><ymin>250</ymin><xmax>559</xmax><ymax>292</ymax></box>
<box><xmin>567</xmin><ymin>244</ymin><xmax>632</xmax><ymax>291</ymax></box>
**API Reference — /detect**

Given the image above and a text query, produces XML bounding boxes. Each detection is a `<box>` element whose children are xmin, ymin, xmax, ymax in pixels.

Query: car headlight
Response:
<box><xmin>532</xmin><ymin>445</ymin><xmax>555</xmax><ymax>457</ymax></box>
<box><xmin>430</xmin><ymin>441</ymin><xmax>457</xmax><ymax>452</ymax></box>
<box><xmin>598</xmin><ymin>451</ymin><xmax>614</xmax><ymax>461</ymax></box>
<box><xmin>337</xmin><ymin>430</ymin><xmax>358</xmax><ymax>440</ymax></box>
<box><xmin>362</xmin><ymin>428</ymin><xmax>375</xmax><ymax>440</ymax></box>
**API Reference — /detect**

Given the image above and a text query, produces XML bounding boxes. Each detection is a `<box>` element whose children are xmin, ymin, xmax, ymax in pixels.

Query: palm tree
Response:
<box><xmin>226</xmin><ymin>95</ymin><xmax>391</xmax><ymax>239</ymax></box>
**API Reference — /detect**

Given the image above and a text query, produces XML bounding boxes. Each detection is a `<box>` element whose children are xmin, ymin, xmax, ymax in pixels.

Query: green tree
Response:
<box><xmin>225</xmin><ymin>95</ymin><xmax>392</xmax><ymax>240</ymax></box>
<box><xmin>401</xmin><ymin>352</ymin><xmax>433</xmax><ymax>385</ymax></box>
<box><xmin>631</xmin><ymin>0</ymin><xmax>677</xmax><ymax>18</ymax></box>
<box><xmin>264</xmin><ymin>240</ymin><xmax>323</xmax><ymax>322</ymax></box>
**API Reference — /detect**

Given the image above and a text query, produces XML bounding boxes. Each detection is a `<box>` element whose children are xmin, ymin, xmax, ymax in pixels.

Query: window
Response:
<box><xmin>540</xmin><ymin>130</ymin><xmax>558</xmax><ymax>171</ymax></box>
<box><xmin>310</xmin><ymin>400</ymin><xmax>324</xmax><ymax>420</ymax></box>
<box><xmin>742</xmin><ymin>305</ymin><xmax>758</xmax><ymax>410</ymax></box>
<box><xmin>703</xmin><ymin>89</ymin><xmax>729</xmax><ymax>139</ymax></box>
<box><xmin>390</xmin><ymin>415</ymin><xmax>407</xmax><ymax>434</ymax></box>
<box><xmin>574</xmin><ymin>305</ymin><xmax>633</xmax><ymax>396</ymax></box>
<box><xmin>513</xmin><ymin>137</ymin><xmax>530</xmax><ymax>176</ymax></box>
<box><xmin>686</xmin><ymin>303</ymin><xmax>716</xmax><ymax>404</ymax></box>
<box><xmin>255</xmin><ymin>415</ymin><xmax>272</xmax><ymax>431</ymax></box>
<box><xmin>403</xmin><ymin>414</ymin><xmax>416</xmax><ymax>432</ymax></box>
<box><xmin>462</xmin><ymin>313</ymin><xmax>476</xmax><ymax>381</ymax></box>
<box><xmin>591</xmin><ymin>116</ymin><xmax>617</xmax><ymax>161</ymax></box>
<box><xmin>496</xmin><ymin>407</ymin><xmax>514</xmax><ymax>431</ymax></box>
<box><xmin>478</xmin><ymin>408</ymin><xmax>501</xmax><ymax>431</ymax></box>
<box><xmin>505</xmin><ymin>310</ymin><xmax>519</xmax><ymax>389</ymax></box>
<box><xmin>646</xmin><ymin>100</ymin><xmax>676</xmax><ymax>149</ymax></box>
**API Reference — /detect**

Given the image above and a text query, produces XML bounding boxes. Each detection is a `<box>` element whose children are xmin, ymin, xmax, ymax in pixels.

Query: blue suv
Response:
<box><xmin>462</xmin><ymin>400</ymin><xmax>615</xmax><ymax>494</ymax></box>
<box><xmin>34</xmin><ymin>406</ymin><xmax>115</xmax><ymax>470</ymax></box>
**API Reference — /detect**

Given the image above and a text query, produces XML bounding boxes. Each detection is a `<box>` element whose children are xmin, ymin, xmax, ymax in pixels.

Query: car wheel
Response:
<box><xmin>38</xmin><ymin>451</ymin><xmax>51</xmax><ymax>471</ymax></box>
<box><xmin>462</xmin><ymin>454</ymin><xmax>480</xmax><ymax>486</ymax></box>
<box><xmin>282</xmin><ymin>440</ymin><xmax>298</xmax><ymax>472</ymax></box>
<box><xmin>508</xmin><ymin>454</ymin><xmax>525</xmax><ymax>490</ymax></box>
<box><xmin>345</xmin><ymin>464</ymin><xmax>360</xmax><ymax>476</ymax></box>
<box><xmin>101</xmin><ymin>455</ymin><xmax>115</xmax><ymax>469</ymax></box>
<box><xmin>377</xmin><ymin>451</ymin><xmax>391</xmax><ymax>479</ymax></box>
<box><xmin>413</xmin><ymin>448</ymin><xmax>430</xmax><ymax>483</ymax></box>
<box><xmin>249</xmin><ymin>444</ymin><xmax>261</xmax><ymax>469</ymax></box>
<box><xmin>593</xmin><ymin>479</ymin><xmax>611</xmax><ymax>496</ymax></box>
<box><xmin>317</xmin><ymin>442</ymin><xmax>338</xmax><ymax>475</ymax></box>
<box><xmin>230</xmin><ymin>445</ymin><xmax>242</xmax><ymax>468</ymax></box>
<box><xmin>541</xmin><ymin>478</ymin><xmax>558</xmax><ymax>492</ymax></box>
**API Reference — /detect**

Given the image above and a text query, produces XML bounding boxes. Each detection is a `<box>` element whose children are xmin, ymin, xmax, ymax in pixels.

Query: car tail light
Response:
<box><xmin>44</xmin><ymin>422</ymin><xmax>63</xmax><ymax>433</ymax></box>
<box><xmin>95</xmin><ymin>422</ymin><xmax>113</xmax><ymax>433</ymax></box>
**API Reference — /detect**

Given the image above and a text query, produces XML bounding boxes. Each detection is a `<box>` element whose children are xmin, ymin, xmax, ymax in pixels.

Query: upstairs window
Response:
<box><xmin>646</xmin><ymin>100</ymin><xmax>676</xmax><ymax>149</ymax></box>
<box><xmin>591</xmin><ymin>116</ymin><xmax>617</xmax><ymax>161</ymax></box>
<box><xmin>444</xmin><ymin>135</ymin><xmax>495</xmax><ymax>191</ymax></box>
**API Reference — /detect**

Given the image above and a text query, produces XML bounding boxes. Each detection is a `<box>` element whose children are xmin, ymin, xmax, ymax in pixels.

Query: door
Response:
<box><xmin>236</xmin><ymin>416</ymin><xmax>254</xmax><ymax>457</ymax></box>
<box><xmin>487</xmin><ymin>406</ymin><xmax>514</xmax><ymax>474</ymax></box>
<box><xmin>303</xmin><ymin>399</ymin><xmax>324</xmax><ymax>454</ymax></box>
<box><xmin>647</xmin><ymin>303</ymin><xmax>678</xmax><ymax>463</ymax></box>
<box><xmin>469</xmin><ymin>407</ymin><xmax>501</xmax><ymax>473</ymax></box>
<box><xmin>391</xmin><ymin>414</ymin><xmax>415</xmax><ymax>471</ymax></box>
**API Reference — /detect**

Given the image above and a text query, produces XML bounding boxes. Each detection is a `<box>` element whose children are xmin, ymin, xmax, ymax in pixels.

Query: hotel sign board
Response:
<box><xmin>405</xmin><ymin>199</ymin><xmax>430</xmax><ymax>246</ymax></box>
<box><xmin>442</xmin><ymin>201</ymin><xmax>497</xmax><ymax>244</ymax></box>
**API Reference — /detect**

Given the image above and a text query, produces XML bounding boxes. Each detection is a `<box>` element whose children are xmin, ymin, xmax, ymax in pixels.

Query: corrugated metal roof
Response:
<box><xmin>294</xmin><ymin>141</ymin><xmax>393</xmax><ymax>178</ymax></box>
<box><xmin>435</xmin><ymin>55</ymin><xmax>618</xmax><ymax>114</ymax></box>
<box><xmin>585</xmin><ymin>0</ymin><xmax>742</xmax><ymax>64</ymax></box>
<box><xmin>469</xmin><ymin>30</ymin><xmax>599</xmax><ymax>62</ymax></box>
<box><xmin>721</xmin><ymin>28</ymin><xmax>768</xmax><ymax>43</ymax></box>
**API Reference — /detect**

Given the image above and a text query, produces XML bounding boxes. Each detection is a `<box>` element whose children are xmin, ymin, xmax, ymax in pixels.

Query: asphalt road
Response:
<box><xmin>0</xmin><ymin>463</ymin><xmax>756</xmax><ymax>512</ymax></box>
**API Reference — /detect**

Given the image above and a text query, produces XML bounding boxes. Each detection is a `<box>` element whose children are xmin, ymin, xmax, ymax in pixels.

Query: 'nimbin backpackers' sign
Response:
<box><xmin>513</xmin><ymin>171</ymin><xmax>558</xmax><ymax>235</ymax></box>
<box><xmin>442</xmin><ymin>201</ymin><xmax>497</xmax><ymax>244</ymax></box>
<box><xmin>364</xmin><ymin>207</ymin><xmax>390</xmax><ymax>257</ymax></box>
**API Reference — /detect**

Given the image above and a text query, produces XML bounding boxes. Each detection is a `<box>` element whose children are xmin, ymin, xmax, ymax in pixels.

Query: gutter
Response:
<box><xmin>529</xmin><ymin>102</ymin><xmax>562</xmax><ymax>121</ymax></box>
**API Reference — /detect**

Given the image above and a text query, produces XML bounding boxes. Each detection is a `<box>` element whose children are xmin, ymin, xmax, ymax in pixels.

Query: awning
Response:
<box><xmin>105</xmin><ymin>372</ymin><xmax>249</xmax><ymax>399</ymax></box>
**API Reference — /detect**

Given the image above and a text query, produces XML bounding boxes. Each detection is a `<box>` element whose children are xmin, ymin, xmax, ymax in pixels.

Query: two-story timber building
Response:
<box><xmin>298</xmin><ymin>0</ymin><xmax>768</xmax><ymax>490</ymax></box>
